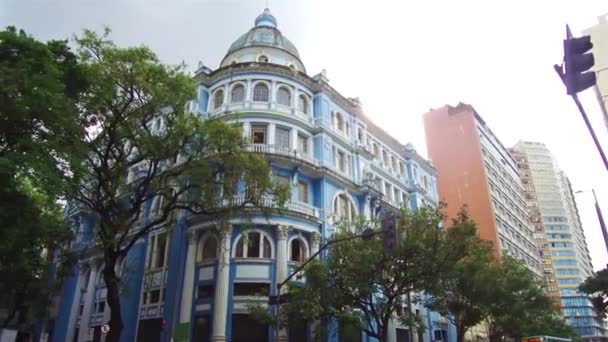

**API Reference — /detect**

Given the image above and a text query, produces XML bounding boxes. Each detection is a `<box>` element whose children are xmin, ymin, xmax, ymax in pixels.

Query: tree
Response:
<box><xmin>425</xmin><ymin>210</ymin><xmax>498</xmax><ymax>342</ymax></box>
<box><xmin>252</xmin><ymin>207</ymin><xmax>450</xmax><ymax>342</ymax></box>
<box><xmin>0</xmin><ymin>164</ymin><xmax>74</xmax><ymax>341</ymax></box>
<box><xmin>0</xmin><ymin>26</ymin><xmax>86</xmax><ymax>340</ymax></box>
<box><xmin>579</xmin><ymin>267</ymin><xmax>608</xmax><ymax>319</ymax></box>
<box><xmin>72</xmin><ymin>29</ymin><xmax>288</xmax><ymax>341</ymax></box>
<box><xmin>487</xmin><ymin>256</ymin><xmax>575</xmax><ymax>342</ymax></box>
<box><xmin>0</xmin><ymin>26</ymin><xmax>88</xmax><ymax>195</ymax></box>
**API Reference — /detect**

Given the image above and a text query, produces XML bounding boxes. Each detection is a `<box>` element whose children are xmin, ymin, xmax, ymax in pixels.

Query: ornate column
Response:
<box><xmin>275</xmin><ymin>225</ymin><xmax>289</xmax><ymax>342</ymax></box>
<box><xmin>211</xmin><ymin>227</ymin><xmax>232</xmax><ymax>342</ymax></box>
<box><xmin>77</xmin><ymin>261</ymin><xmax>98</xmax><ymax>342</ymax></box>
<box><xmin>179</xmin><ymin>230</ymin><xmax>198</xmax><ymax>324</ymax></box>
<box><xmin>363</xmin><ymin>194</ymin><xmax>372</xmax><ymax>219</ymax></box>
<box><xmin>276</xmin><ymin>225</ymin><xmax>289</xmax><ymax>284</ymax></box>
<box><xmin>310</xmin><ymin>232</ymin><xmax>321</xmax><ymax>259</ymax></box>
<box><xmin>65</xmin><ymin>264</ymin><xmax>85</xmax><ymax>342</ymax></box>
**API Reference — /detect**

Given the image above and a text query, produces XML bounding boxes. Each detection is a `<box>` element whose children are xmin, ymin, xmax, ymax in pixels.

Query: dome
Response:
<box><xmin>221</xmin><ymin>9</ymin><xmax>305</xmax><ymax>72</ymax></box>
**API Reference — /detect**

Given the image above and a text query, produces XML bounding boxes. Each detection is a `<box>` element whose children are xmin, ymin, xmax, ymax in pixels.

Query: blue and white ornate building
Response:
<box><xmin>47</xmin><ymin>9</ymin><xmax>453</xmax><ymax>342</ymax></box>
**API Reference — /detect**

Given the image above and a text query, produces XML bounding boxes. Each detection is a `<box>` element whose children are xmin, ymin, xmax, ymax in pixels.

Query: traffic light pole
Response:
<box><xmin>554</xmin><ymin>65</ymin><xmax>608</xmax><ymax>173</ymax></box>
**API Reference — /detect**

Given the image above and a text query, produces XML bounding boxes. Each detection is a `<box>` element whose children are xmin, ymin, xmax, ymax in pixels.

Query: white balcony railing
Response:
<box><xmin>246</xmin><ymin>144</ymin><xmax>319</xmax><ymax>166</ymax></box>
<box><xmin>227</xmin><ymin>195</ymin><xmax>321</xmax><ymax>218</ymax></box>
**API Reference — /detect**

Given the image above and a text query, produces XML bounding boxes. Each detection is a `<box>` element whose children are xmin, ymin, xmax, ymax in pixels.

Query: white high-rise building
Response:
<box><xmin>513</xmin><ymin>141</ymin><xmax>604</xmax><ymax>340</ymax></box>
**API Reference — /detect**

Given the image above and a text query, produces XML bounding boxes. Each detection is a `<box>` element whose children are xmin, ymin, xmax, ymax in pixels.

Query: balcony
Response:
<box><xmin>226</xmin><ymin>195</ymin><xmax>321</xmax><ymax>220</ymax></box>
<box><xmin>246</xmin><ymin>144</ymin><xmax>319</xmax><ymax>167</ymax></box>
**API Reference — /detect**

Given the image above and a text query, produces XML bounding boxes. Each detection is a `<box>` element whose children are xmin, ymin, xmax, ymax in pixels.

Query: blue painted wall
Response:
<box><xmin>52</xmin><ymin>264</ymin><xmax>80</xmax><ymax>342</ymax></box>
<box><xmin>120</xmin><ymin>240</ymin><xmax>147</xmax><ymax>342</ymax></box>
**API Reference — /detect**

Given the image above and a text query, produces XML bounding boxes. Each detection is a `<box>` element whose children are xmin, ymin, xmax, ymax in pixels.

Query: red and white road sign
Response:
<box><xmin>101</xmin><ymin>325</ymin><xmax>110</xmax><ymax>334</ymax></box>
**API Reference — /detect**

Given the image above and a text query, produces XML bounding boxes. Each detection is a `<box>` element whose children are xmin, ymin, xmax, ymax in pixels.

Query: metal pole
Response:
<box><xmin>554</xmin><ymin>65</ymin><xmax>608</xmax><ymax>173</ymax></box>
<box><xmin>592</xmin><ymin>189</ymin><xmax>608</xmax><ymax>254</ymax></box>
<box><xmin>407</xmin><ymin>291</ymin><xmax>415</xmax><ymax>342</ymax></box>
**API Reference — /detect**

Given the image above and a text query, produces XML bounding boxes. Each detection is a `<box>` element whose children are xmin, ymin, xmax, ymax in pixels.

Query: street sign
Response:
<box><xmin>101</xmin><ymin>324</ymin><xmax>110</xmax><ymax>334</ymax></box>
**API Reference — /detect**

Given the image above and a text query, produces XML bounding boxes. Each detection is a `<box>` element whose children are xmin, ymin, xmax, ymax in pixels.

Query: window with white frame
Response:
<box><xmin>251</xmin><ymin>124</ymin><xmax>267</xmax><ymax>144</ymax></box>
<box><xmin>391</xmin><ymin>156</ymin><xmax>397</xmax><ymax>171</ymax></box>
<box><xmin>253</xmin><ymin>83</ymin><xmax>269</xmax><ymax>102</ymax></box>
<box><xmin>277</xmin><ymin>86</ymin><xmax>291</xmax><ymax>106</ymax></box>
<box><xmin>198</xmin><ymin>234</ymin><xmax>218</xmax><ymax>261</ymax></box>
<box><xmin>298</xmin><ymin>94</ymin><xmax>308</xmax><ymax>113</ymax></box>
<box><xmin>334</xmin><ymin>149</ymin><xmax>346</xmax><ymax>173</ymax></box>
<box><xmin>147</xmin><ymin>232</ymin><xmax>169</xmax><ymax>270</ymax></box>
<box><xmin>213</xmin><ymin>89</ymin><xmax>224</xmax><ymax>109</ymax></box>
<box><xmin>382</xmin><ymin>150</ymin><xmax>388</xmax><ymax>166</ymax></box>
<box><xmin>334</xmin><ymin>112</ymin><xmax>345</xmax><ymax>132</ymax></box>
<box><xmin>289</xmin><ymin>238</ymin><xmax>308</xmax><ymax>262</ymax></box>
<box><xmin>357</xmin><ymin>127</ymin><xmax>363</xmax><ymax>142</ymax></box>
<box><xmin>399</xmin><ymin>161</ymin><xmax>404</xmax><ymax>175</ymax></box>
<box><xmin>386</xmin><ymin>182</ymin><xmax>393</xmax><ymax>201</ymax></box>
<box><xmin>275</xmin><ymin>126</ymin><xmax>291</xmax><ymax>148</ymax></box>
<box><xmin>333</xmin><ymin>193</ymin><xmax>357</xmax><ymax>221</ymax></box>
<box><xmin>394</xmin><ymin>188</ymin><xmax>400</xmax><ymax>205</ymax></box>
<box><xmin>373</xmin><ymin>143</ymin><xmax>379</xmax><ymax>159</ymax></box>
<box><xmin>235</xmin><ymin>231</ymin><xmax>273</xmax><ymax>258</ymax></box>
<box><xmin>297</xmin><ymin>134</ymin><xmax>308</xmax><ymax>154</ymax></box>
<box><xmin>231</xmin><ymin>84</ymin><xmax>245</xmax><ymax>103</ymax></box>
<box><xmin>150</xmin><ymin>188</ymin><xmax>176</xmax><ymax>217</ymax></box>
<box><xmin>297</xmin><ymin>181</ymin><xmax>309</xmax><ymax>203</ymax></box>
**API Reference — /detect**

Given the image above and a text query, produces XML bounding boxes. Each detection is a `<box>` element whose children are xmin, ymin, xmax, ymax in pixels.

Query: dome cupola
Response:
<box><xmin>220</xmin><ymin>9</ymin><xmax>306</xmax><ymax>72</ymax></box>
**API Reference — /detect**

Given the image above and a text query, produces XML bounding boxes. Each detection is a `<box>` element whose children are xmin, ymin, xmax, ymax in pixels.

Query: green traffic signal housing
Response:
<box><xmin>564</xmin><ymin>35</ymin><xmax>596</xmax><ymax>95</ymax></box>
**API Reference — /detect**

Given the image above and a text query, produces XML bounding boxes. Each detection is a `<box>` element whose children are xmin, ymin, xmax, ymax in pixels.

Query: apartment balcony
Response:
<box><xmin>246</xmin><ymin>143</ymin><xmax>320</xmax><ymax>167</ymax></box>
<box><xmin>206</xmin><ymin>102</ymin><xmax>315</xmax><ymax>127</ymax></box>
<box><xmin>226</xmin><ymin>195</ymin><xmax>322</xmax><ymax>220</ymax></box>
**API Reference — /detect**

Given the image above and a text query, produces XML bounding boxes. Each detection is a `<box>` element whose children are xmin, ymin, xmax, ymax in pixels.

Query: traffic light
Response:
<box><xmin>563</xmin><ymin>35</ymin><xmax>596</xmax><ymax>95</ymax></box>
<box><xmin>381</xmin><ymin>214</ymin><xmax>398</xmax><ymax>251</ymax></box>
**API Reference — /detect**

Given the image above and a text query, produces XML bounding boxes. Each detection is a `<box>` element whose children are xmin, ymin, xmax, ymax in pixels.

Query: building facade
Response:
<box><xmin>583</xmin><ymin>14</ymin><xmax>608</xmax><ymax>135</ymax></box>
<box><xmin>46</xmin><ymin>9</ymin><xmax>451</xmax><ymax>342</ymax></box>
<box><xmin>509</xmin><ymin>147</ymin><xmax>562</xmax><ymax>312</ymax></box>
<box><xmin>423</xmin><ymin>103</ymin><xmax>542</xmax><ymax>275</ymax></box>
<box><xmin>512</xmin><ymin>141</ymin><xmax>605</xmax><ymax>340</ymax></box>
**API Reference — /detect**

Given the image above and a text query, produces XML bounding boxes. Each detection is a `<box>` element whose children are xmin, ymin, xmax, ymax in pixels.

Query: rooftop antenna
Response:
<box><xmin>265</xmin><ymin>0</ymin><xmax>269</xmax><ymax>9</ymax></box>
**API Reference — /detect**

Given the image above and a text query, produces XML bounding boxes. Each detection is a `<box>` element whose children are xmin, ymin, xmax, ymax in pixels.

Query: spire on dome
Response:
<box><xmin>255</xmin><ymin>8</ymin><xmax>277</xmax><ymax>28</ymax></box>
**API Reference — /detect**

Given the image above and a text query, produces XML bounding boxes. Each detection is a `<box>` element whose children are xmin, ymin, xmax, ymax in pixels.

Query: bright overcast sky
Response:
<box><xmin>4</xmin><ymin>0</ymin><xmax>608</xmax><ymax>270</ymax></box>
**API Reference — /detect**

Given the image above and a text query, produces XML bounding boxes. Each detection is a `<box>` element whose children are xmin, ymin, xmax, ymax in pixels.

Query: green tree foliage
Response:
<box><xmin>0</xmin><ymin>26</ymin><xmax>88</xmax><ymax>194</ymax></box>
<box><xmin>579</xmin><ymin>267</ymin><xmax>608</xmax><ymax>320</ymax></box>
<box><xmin>425</xmin><ymin>210</ymin><xmax>497</xmax><ymax>342</ymax></box>
<box><xmin>72</xmin><ymin>29</ymin><xmax>288</xmax><ymax>341</ymax></box>
<box><xmin>427</xmin><ymin>211</ymin><xmax>574</xmax><ymax>342</ymax></box>
<box><xmin>0</xmin><ymin>165</ymin><xmax>74</xmax><ymax>340</ymax></box>
<box><xmin>0</xmin><ymin>26</ymin><xmax>85</xmax><ymax>341</ymax></box>
<box><xmin>256</xmin><ymin>207</ymin><xmax>449</xmax><ymax>342</ymax></box>
<box><xmin>487</xmin><ymin>256</ymin><xmax>577</xmax><ymax>342</ymax></box>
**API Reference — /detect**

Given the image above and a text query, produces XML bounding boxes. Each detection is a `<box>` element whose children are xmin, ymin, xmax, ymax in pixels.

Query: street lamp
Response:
<box><xmin>575</xmin><ymin>189</ymin><xmax>608</xmax><ymax>255</ymax></box>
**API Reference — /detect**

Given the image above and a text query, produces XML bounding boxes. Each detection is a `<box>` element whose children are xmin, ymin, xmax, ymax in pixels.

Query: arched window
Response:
<box><xmin>258</xmin><ymin>55</ymin><xmax>269</xmax><ymax>63</ymax></box>
<box><xmin>290</xmin><ymin>238</ymin><xmax>308</xmax><ymax>262</ymax></box>
<box><xmin>277</xmin><ymin>86</ymin><xmax>291</xmax><ymax>106</ymax></box>
<box><xmin>231</xmin><ymin>84</ymin><xmax>245</xmax><ymax>103</ymax></box>
<box><xmin>213</xmin><ymin>89</ymin><xmax>224</xmax><ymax>109</ymax></box>
<box><xmin>199</xmin><ymin>234</ymin><xmax>218</xmax><ymax>261</ymax></box>
<box><xmin>298</xmin><ymin>94</ymin><xmax>308</xmax><ymax>113</ymax></box>
<box><xmin>234</xmin><ymin>231</ymin><xmax>273</xmax><ymax>258</ymax></box>
<box><xmin>253</xmin><ymin>83</ymin><xmax>269</xmax><ymax>102</ymax></box>
<box><xmin>335</xmin><ymin>112</ymin><xmax>345</xmax><ymax>132</ymax></box>
<box><xmin>333</xmin><ymin>193</ymin><xmax>357</xmax><ymax>221</ymax></box>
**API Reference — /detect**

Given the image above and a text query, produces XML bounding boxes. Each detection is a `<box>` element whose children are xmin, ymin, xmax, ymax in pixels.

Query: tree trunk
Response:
<box><xmin>456</xmin><ymin>322</ymin><xmax>467</xmax><ymax>342</ymax></box>
<box><xmin>103</xmin><ymin>255</ymin><xmax>124</xmax><ymax>342</ymax></box>
<box><xmin>15</xmin><ymin>303</ymin><xmax>29</xmax><ymax>342</ymax></box>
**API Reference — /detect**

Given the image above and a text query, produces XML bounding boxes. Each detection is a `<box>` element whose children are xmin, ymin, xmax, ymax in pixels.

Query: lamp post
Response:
<box><xmin>575</xmin><ymin>189</ymin><xmax>608</xmax><ymax>255</ymax></box>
